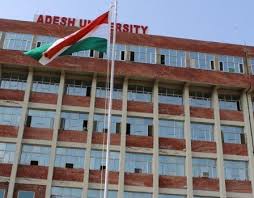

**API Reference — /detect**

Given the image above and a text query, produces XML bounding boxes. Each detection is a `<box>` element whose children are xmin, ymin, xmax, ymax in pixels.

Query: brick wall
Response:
<box><xmin>126</xmin><ymin>135</ymin><xmax>153</xmax><ymax>148</ymax></box>
<box><xmin>57</xmin><ymin>130</ymin><xmax>87</xmax><ymax>143</ymax></box>
<box><xmin>127</xmin><ymin>101</ymin><xmax>153</xmax><ymax>113</ymax></box>
<box><xmin>220</xmin><ymin>110</ymin><xmax>244</xmax><ymax>121</ymax></box>
<box><xmin>23</xmin><ymin>127</ymin><xmax>53</xmax><ymax>140</ymax></box>
<box><xmin>223</xmin><ymin>143</ymin><xmax>248</xmax><ymax>156</ymax></box>
<box><xmin>53</xmin><ymin>167</ymin><xmax>84</xmax><ymax>182</ymax></box>
<box><xmin>125</xmin><ymin>173</ymin><xmax>153</xmax><ymax>187</ymax></box>
<box><xmin>225</xmin><ymin>180</ymin><xmax>252</xmax><ymax>193</ymax></box>
<box><xmin>159</xmin><ymin>176</ymin><xmax>187</xmax><ymax>189</ymax></box>
<box><xmin>159</xmin><ymin>138</ymin><xmax>186</xmax><ymax>151</ymax></box>
<box><xmin>0</xmin><ymin>163</ymin><xmax>12</xmax><ymax>177</ymax></box>
<box><xmin>159</xmin><ymin>104</ymin><xmax>184</xmax><ymax>116</ymax></box>
<box><xmin>30</xmin><ymin>92</ymin><xmax>57</xmax><ymax>104</ymax></box>
<box><xmin>190</xmin><ymin>107</ymin><xmax>214</xmax><ymax>119</ymax></box>
<box><xmin>16</xmin><ymin>165</ymin><xmax>48</xmax><ymax>179</ymax></box>
<box><xmin>62</xmin><ymin>95</ymin><xmax>90</xmax><ymax>107</ymax></box>
<box><xmin>193</xmin><ymin>177</ymin><xmax>219</xmax><ymax>191</ymax></box>
<box><xmin>95</xmin><ymin>98</ymin><xmax>122</xmax><ymax>110</ymax></box>
<box><xmin>0</xmin><ymin>125</ymin><xmax>18</xmax><ymax>138</ymax></box>
<box><xmin>0</xmin><ymin>89</ymin><xmax>24</xmax><ymax>101</ymax></box>
<box><xmin>192</xmin><ymin>140</ymin><xmax>217</xmax><ymax>153</ymax></box>
<box><xmin>89</xmin><ymin>170</ymin><xmax>119</xmax><ymax>184</ymax></box>
<box><xmin>92</xmin><ymin>132</ymin><xmax>121</xmax><ymax>145</ymax></box>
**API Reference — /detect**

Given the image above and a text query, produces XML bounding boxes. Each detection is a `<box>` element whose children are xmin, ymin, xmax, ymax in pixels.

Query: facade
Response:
<box><xmin>0</xmin><ymin>18</ymin><xmax>254</xmax><ymax>198</ymax></box>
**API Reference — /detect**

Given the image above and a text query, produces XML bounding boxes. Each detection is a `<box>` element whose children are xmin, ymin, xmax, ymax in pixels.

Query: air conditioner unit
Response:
<box><xmin>201</xmin><ymin>172</ymin><xmax>209</xmax><ymax>178</ymax></box>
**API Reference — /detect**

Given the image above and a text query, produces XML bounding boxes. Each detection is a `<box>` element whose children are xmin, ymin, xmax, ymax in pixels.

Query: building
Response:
<box><xmin>0</xmin><ymin>17</ymin><xmax>254</xmax><ymax>198</ymax></box>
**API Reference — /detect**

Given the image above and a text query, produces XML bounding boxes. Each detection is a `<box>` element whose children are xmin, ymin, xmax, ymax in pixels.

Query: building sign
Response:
<box><xmin>34</xmin><ymin>14</ymin><xmax>149</xmax><ymax>35</ymax></box>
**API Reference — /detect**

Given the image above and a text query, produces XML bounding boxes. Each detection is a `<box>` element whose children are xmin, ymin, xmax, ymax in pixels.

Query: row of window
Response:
<box><xmin>0</xmin><ymin>142</ymin><xmax>249</xmax><ymax>181</ymax></box>
<box><xmin>0</xmin><ymin>71</ymin><xmax>243</xmax><ymax>111</ymax></box>
<box><xmin>0</xmin><ymin>32</ymin><xmax>250</xmax><ymax>75</ymax></box>
<box><xmin>0</xmin><ymin>107</ymin><xmax>245</xmax><ymax>143</ymax></box>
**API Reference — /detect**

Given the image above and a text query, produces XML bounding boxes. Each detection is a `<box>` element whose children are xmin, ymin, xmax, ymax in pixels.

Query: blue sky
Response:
<box><xmin>1</xmin><ymin>0</ymin><xmax>253</xmax><ymax>45</ymax></box>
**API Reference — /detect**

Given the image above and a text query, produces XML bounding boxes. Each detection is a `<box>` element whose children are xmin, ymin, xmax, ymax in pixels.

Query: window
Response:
<box><xmin>124</xmin><ymin>192</ymin><xmax>152</xmax><ymax>198</ymax></box>
<box><xmin>189</xmin><ymin>91</ymin><xmax>211</xmax><ymax>108</ymax></box>
<box><xmin>88</xmin><ymin>189</ymin><xmax>117</xmax><ymax>198</ymax></box>
<box><xmin>0</xmin><ymin>189</ymin><xmax>4</xmax><ymax>198</ymax></box>
<box><xmin>190</xmin><ymin>52</ymin><xmax>215</xmax><ymax>70</ymax></box>
<box><xmin>219</xmin><ymin>94</ymin><xmax>241</xmax><ymax>111</ymax></box>
<box><xmin>51</xmin><ymin>186</ymin><xmax>82</xmax><ymax>198</ymax></box>
<box><xmin>32</xmin><ymin>75</ymin><xmax>59</xmax><ymax>94</ymax></box>
<box><xmin>218</xmin><ymin>56</ymin><xmax>244</xmax><ymax>73</ymax></box>
<box><xmin>224</xmin><ymin>160</ymin><xmax>248</xmax><ymax>180</ymax></box>
<box><xmin>221</xmin><ymin>125</ymin><xmax>245</xmax><ymax>144</ymax></box>
<box><xmin>159</xmin><ymin>49</ymin><xmax>186</xmax><ymax>67</ymax></box>
<box><xmin>251</xmin><ymin>58</ymin><xmax>254</xmax><ymax>75</ymax></box>
<box><xmin>20</xmin><ymin>145</ymin><xmax>51</xmax><ymax>166</ymax></box>
<box><xmin>125</xmin><ymin>153</ymin><xmax>152</xmax><ymax>174</ymax></box>
<box><xmin>18</xmin><ymin>191</ymin><xmax>34</xmax><ymax>198</ymax></box>
<box><xmin>128</xmin><ymin>85</ymin><xmax>152</xmax><ymax>102</ymax></box>
<box><xmin>192</xmin><ymin>158</ymin><xmax>217</xmax><ymax>178</ymax></box>
<box><xmin>191</xmin><ymin>122</ymin><xmax>214</xmax><ymax>141</ymax></box>
<box><xmin>0</xmin><ymin>142</ymin><xmax>16</xmax><ymax>163</ymax></box>
<box><xmin>65</xmin><ymin>79</ymin><xmax>91</xmax><ymax>96</ymax></box>
<box><xmin>159</xmin><ymin>155</ymin><xmax>185</xmax><ymax>176</ymax></box>
<box><xmin>114</xmin><ymin>44</ymin><xmax>126</xmax><ymax>61</ymax></box>
<box><xmin>159</xmin><ymin>88</ymin><xmax>183</xmax><ymax>105</ymax></box>
<box><xmin>72</xmin><ymin>50</ymin><xmax>90</xmax><ymax>58</ymax></box>
<box><xmin>26</xmin><ymin>109</ymin><xmax>55</xmax><ymax>129</ymax></box>
<box><xmin>35</xmin><ymin>35</ymin><xmax>57</xmax><ymax>48</ymax></box>
<box><xmin>60</xmin><ymin>111</ymin><xmax>88</xmax><ymax>131</ymax></box>
<box><xmin>55</xmin><ymin>147</ymin><xmax>85</xmax><ymax>169</ymax></box>
<box><xmin>159</xmin><ymin>119</ymin><xmax>184</xmax><ymax>139</ymax></box>
<box><xmin>3</xmin><ymin>32</ymin><xmax>32</xmax><ymax>51</ymax></box>
<box><xmin>93</xmin><ymin>114</ymin><xmax>121</xmax><ymax>133</ymax></box>
<box><xmin>0</xmin><ymin>106</ymin><xmax>21</xmax><ymax>126</ymax></box>
<box><xmin>127</xmin><ymin>117</ymin><xmax>153</xmax><ymax>136</ymax></box>
<box><xmin>126</xmin><ymin>45</ymin><xmax>156</xmax><ymax>64</ymax></box>
<box><xmin>90</xmin><ymin>150</ymin><xmax>119</xmax><ymax>171</ymax></box>
<box><xmin>96</xmin><ymin>82</ymin><xmax>123</xmax><ymax>100</ymax></box>
<box><xmin>159</xmin><ymin>195</ymin><xmax>186</xmax><ymax>198</ymax></box>
<box><xmin>0</xmin><ymin>70</ymin><xmax>27</xmax><ymax>90</ymax></box>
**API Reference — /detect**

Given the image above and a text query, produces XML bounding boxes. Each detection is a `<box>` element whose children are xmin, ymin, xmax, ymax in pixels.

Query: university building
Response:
<box><xmin>0</xmin><ymin>17</ymin><xmax>254</xmax><ymax>198</ymax></box>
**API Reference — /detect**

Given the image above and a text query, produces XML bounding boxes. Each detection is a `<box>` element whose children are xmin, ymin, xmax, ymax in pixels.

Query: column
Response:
<box><xmin>82</xmin><ymin>74</ymin><xmax>97</xmax><ymax>198</ymax></box>
<box><xmin>45</xmin><ymin>71</ymin><xmax>65</xmax><ymax>198</ymax></box>
<box><xmin>212</xmin><ymin>87</ymin><xmax>226</xmax><ymax>198</ymax></box>
<box><xmin>242</xmin><ymin>92</ymin><xmax>254</xmax><ymax>197</ymax></box>
<box><xmin>152</xmin><ymin>81</ymin><xmax>159</xmax><ymax>198</ymax></box>
<box><xmin>0</xmin><ymin>32</ymin><xmax>6</xmax><ymax>48</ymax></box>
<box><xmin>117</xmin><ymin>78</ymin><xmax>128</xmax><ymax>198</ymax></box>
<box><xmin>183</xmin><ymin>84</ymin><xmax>193</xmax><ymax>198</ymax></box>
<box><xmin>7</xmin><ymin>68</ymin><xmax>33</xmax><ymax>198</ymax></box>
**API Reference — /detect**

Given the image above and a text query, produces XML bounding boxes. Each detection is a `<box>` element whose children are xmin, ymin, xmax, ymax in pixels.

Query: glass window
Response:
<box><xmin>192</xmin><ymin>158</ymin><xmax>217</xmax><ymax>178</ymax></box>
<box><xmin>159</xmin><ymin>88</ymin><xmax>183</xmax><ymax>105</ymax></box>
<box><xmin>221</xmin><ymin>125</ymin><xmax>244</xmax><ymax>144</ymax></box>
<box><xmin>65</xmin><ymin>79</ymin><xmax>91</xmax><ymax>96</ymax></box>
<box><xmin>159</xmin><ymin>49</ymin><xmax>186</xmax><ymax>67</ymax></box>
<box><xmin>55</xmin><ymin>147</ymin><xmax>85</xmax><ymax>169</ymax></box>
<box><xmin>127</xmin><ymin>45</ymin><xmax>156</xmax><ymax>64</ymax></box>
<box><xmin>0</xmin><ymin>106</ymin><xmax>21</xmax><ymax>126</ymax></box>
<box><xmin>3</xmin><ymin>32</ymin><xmax>33</xmax><ymax>51</ymax></box>
<box><xmin>219</xmin><ymin>56</ymin><xmax>244</xmax><ymax>73</ymax></box>
<box><xmin>127</xmin><ymin>117</ymin><xmax>153</xmax><ymax>136</ymax></box>
<box><xmin>35</xmin><ymin>35</ymin><xmax>57</xmax><ymax>48</ymax></box>
<box><xmin>0</xmin><ymin>189</ymin><xmax>4</xmax><ymax>198</ymax></box>
<box><xmin>128</xmin><ymin>85</ymin><xmax>152</xmax><ymax>102</ymax></box>
<box><xmin>191</xmin><ymin>122</ymin><xmax>214</xmax><ymax>141</ymax></box>
<box><xmin>159</xmin><ymin>195</ymin><xmax>186</xmax><ymax>198</ymax></box>
<box><xmin>224</xmin><ymin>160</ymin><xmax>248</xmax><ymax>180</ymax></box>
<box><xmin>114</xmin><ymin>44</ymin><xmax>125</xmax><ymax>61</ymax></box>
<box><xmin>0</xmin><ymin>142</ymin><xmax>16</xmax><ymax>164</ymax></box>
<box><xmin>18</xmin><ymin>191</ymin><xmax>34</xmax><ymax>198</ymax></box>
<box><xmin>27</xmin><ymin>109</ymin><xmax>55</xmax><ymax>129</ymax></box>
<box><xmin>32</xmin><ymin>75</ymin><xmax>59</xmax><ymax>94</ymax></box>
<box><xmin>60</xmin><ymin>111</ymin><xmax>88</xmax><ymax>131</ymax></box>
<box><xmin>190</xmin><ymin>52</ymin><xmax>215</xmax><ymax>70</ymax></box>
<box><xmin>20</xmin><ymin>144</ymin><xmax>51</xmax><ymax>166</ymax></box>
<box><xmin>0</xmin><ymin>71</ymin><xmax>27</xmax><ymax>90</ymax></box>
<box><xmin>124</xmin><ymin>192</ymin><xmax>152</xmax><ymax>198</ymax></box>
<box><xmin>190</xmin><ymin>91</ymin><xmax>211</xmax><ymax>108</ymax></box>
<box><xmin>90</xmin><ymin>150</ymin><xmax>119</xmax><ymax>171</ymax></box>
<box><xmin>159</xmin><ymin>155</ymin><xmax>185</xmax><ymax>176</ymax></box>
<box><xmin>96</xmin><ymin>82</ymin><xmax>123</xmax><ymax>100</ymax></box>
<box><xmin>94</xmin><ymin>114</ymin><xmax>121</xmax><ymax>133</ymax></box>
<box><xmin>125</xmin><ymin>152</ymin><xmax>152</xmax><ymax>174</ymax></box>
<box><xmin>88</xmin><ymin>189</ymin><xmax>117</xmax><ymax>198</ymax></box>
<box><xmin>159</xmin><ymin>119</ymin><xmax>184</xmax><ymax>139</ymax></box>
<box><xmin>219</xmin><ymin>94</ymin><xmax>241</xmax><ymax>111</ymax></box>
<box><xmin>51</xmin><ymin>186</ymin><xmax>82</xmax><ymax>198</ymax></box>
<box><xmin>72</xmin><ymin>50</ymin><xmax>90</xmax><ymax>58</ymax></box>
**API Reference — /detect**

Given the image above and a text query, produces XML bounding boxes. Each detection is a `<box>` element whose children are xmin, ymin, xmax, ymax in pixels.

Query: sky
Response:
<box><xmin>0</xmin><ymin>0</ymin><xmax>254</xmax><ymax>46</ymax></box>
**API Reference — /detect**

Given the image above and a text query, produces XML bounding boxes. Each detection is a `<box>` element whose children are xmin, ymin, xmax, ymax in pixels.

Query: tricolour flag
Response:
<box><xmin>25</xmin><ymin>11</ymin><xmax>109</xmax><ymax>65</ymax></box>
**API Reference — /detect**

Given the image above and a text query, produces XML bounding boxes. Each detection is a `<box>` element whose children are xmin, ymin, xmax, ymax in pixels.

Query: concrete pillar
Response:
<box><xmin>117</xmin><ymin>78</ymin><xmax>128</xmax><ymax>198</ymax></box>
<box><xmin>183</xmin><ymin>84</ymin><xmax>193</xmax><ymax>198</ymax></box>
<box><xmin>82</xmin><ymin>74</ymin><xmax>97</xmax><ymax>198</ymax></box>
<box><xmin>185</xmin><ymin>52</ymin><xmax>191</xmax><ymax>68</ymax></box>
<box><xmin>212</xmin><ymin>87</ymin><xmax>226</xmax><ymax>198</ymax></box>
<box><xmin>0</xmin><ymin>32</ymin><xmax>6</xmax><ymax>49</ymax></box>
<box><xmin>45</xmin><ymin>71</ymin><xmax>65</xmax><ymax>198</ymax></box>
<box><xmin>152</xmin><ymin>81</ymin><xmax>159</xmax><ymax>198</ymax></box>
<box><xmin>242</xmin><ymin>92</ymin><xmax>254</xmax><ymax>198</ymax></box>
<box><xmin>7</xmin><ymin>68</ymin><xmax>33</xmax><ymax>198</ymax></box>
<box><xmin>247</xmin><ymin>94</ymin><xmax>254</xmax><ymax>152</ymax></box>
<box><xmin>214</xmin><ymin>55</ymin><xmax>220</xmax><ymax>71</ymax></box>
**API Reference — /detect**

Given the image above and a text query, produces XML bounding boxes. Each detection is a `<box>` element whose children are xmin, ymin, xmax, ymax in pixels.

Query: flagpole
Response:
<box><xmin>104</xmin><ymin>0</ymin><xmax>117</xmax><ymax>198</ymax></box>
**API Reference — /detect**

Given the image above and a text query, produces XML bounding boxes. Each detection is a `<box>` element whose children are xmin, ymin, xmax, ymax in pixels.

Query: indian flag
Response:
<box><xmin>25</xmin><ymin>11</ymin><xmax>109</xmax><ymax>65</ymax></box>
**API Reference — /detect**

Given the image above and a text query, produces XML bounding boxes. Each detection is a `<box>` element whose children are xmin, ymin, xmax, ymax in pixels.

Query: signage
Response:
<box><xmin>34</xmin><ymin>14</ymin><xmax>149</xmax><ymax>35</ymax></box>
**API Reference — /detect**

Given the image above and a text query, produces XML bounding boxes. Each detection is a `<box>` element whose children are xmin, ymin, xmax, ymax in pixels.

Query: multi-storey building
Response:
<box><xmin>0</xmin><ymin>17</ymin><xmax>254</xmax><ymax>198</ymax></box>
